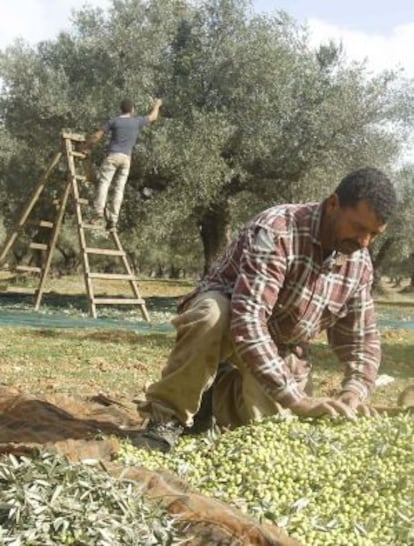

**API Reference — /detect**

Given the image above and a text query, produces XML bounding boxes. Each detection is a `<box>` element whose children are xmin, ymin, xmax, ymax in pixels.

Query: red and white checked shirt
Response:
<box><xmin>185</xmin><ymin>202</ymin><xmax>381</xmax><ymax>406</ymax></box>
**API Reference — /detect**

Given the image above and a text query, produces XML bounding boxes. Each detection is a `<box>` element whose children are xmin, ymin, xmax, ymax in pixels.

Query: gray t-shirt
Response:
<box><xmin>105</xmin><ymin>115</ymin><xmax>149</xmax><ymax>156</ymax></box>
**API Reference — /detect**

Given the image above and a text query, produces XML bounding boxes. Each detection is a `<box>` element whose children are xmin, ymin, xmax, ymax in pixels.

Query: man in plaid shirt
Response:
<box><xmin>137</xmin><ymin>167</ymin><xmax>397</xmax><ymax>451</ymax></box>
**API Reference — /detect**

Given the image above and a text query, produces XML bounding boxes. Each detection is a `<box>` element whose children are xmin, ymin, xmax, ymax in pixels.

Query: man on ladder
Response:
<box><xmin>82</xmin><ymin>97</ymin><xmax>162</xmax><ymax>231</ymax></box>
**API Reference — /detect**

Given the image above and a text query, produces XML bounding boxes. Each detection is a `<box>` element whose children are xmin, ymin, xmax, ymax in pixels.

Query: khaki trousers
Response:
<box><xmin>141</xmin><ymin>291</ymin><xmax>312</xmax><ymax>428</ymax></box>
<box><xmin>94</xmin><ymin>153</ymin><xmax>131</xmax><ymax>223</ymax></box>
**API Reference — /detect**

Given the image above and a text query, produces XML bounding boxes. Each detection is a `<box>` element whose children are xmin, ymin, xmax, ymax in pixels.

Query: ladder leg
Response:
<box><xmin>64</xmin><ymin>138</ymin><xmax>97</xmax><ymax>318</ymax></box>
<box><xmin>110</xmin><ymin>230</ymin><xmax>150</xmax><ymax>322</ymax></box>
<box><xmin>0</xmin><ymin>152</ymin><xmax>62</xmax><ymax>264</ymax></box>
<box><xmin>34</xmin><ymin>178</ymin><xmax>72</xmax><ymax>310</ymax></box>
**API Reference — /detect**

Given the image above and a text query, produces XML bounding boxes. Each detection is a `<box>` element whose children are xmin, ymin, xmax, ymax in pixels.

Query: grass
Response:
<box><xmin>0</xmin><ymin>274</ymin><xmax>412</xmax><ymax>406</ymax></box>
<box><xmin>0</xmin><ymin>278</ymin><xmax>414</xmax><ymax>404</ymax></box>
<box><xmin>311</xmin><ymin>330</ymin><xmax>414</xmax><ymax>406</ymax></box>
<box><xmin>0</xmin><ymin>272</ymin><xmax>194</xmax><ymax>298</ymax></box>
<box><xmin>0</xmin><ymin>328</ymin><xmax>173</xmax><ymax>398</ymax></box>
<box><xmin>0</xmin><ymin>327</ymin><xmax>412</xmax><ymax>407</ymax></box>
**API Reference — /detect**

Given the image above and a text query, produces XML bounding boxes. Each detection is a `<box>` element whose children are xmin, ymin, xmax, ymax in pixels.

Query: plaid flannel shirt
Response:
<box><xmin>183</xmin><ymin>202</ymin><xmax>381</xmax><ymax>407</ymax></box>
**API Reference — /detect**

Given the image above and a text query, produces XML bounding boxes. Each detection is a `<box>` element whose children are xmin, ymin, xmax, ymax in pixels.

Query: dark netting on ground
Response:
<box><xmin>0</xmin><ymin>386</ymin><xmax>302</xmax><ymax>546</ymax></box>
<box><xmin>1</xmin><ymin>291</ymin><xmax>414</xmax><ymax>331</ymax></box>
<box><xmin>0</xmin><ymin>291</ymin><xmax>176</xmax><ymax>332</ymax></box>
<box><xmin>375</xmin><ymin>302</ymin><xmax>414</xmax><ymax>329</ymax></box>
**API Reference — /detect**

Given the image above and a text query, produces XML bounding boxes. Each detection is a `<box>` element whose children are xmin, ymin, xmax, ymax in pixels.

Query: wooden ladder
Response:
<box><xmin>0</xmin><ymin>131</ymin><xmax>150</xmax><ymax>321</ymax></box>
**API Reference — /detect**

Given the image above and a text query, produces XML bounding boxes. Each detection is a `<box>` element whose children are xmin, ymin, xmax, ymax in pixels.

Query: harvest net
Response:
<box><xmin>0</xmin><ymin>386</ymin><xmax>301</xmax><ymax>546</ymax></box>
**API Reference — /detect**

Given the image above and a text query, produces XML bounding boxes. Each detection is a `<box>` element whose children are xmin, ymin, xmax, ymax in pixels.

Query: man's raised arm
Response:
<box><xmin>147</xmin><ymin>98</ymin><xmax>163</xmax><ymax>123</ymax></box>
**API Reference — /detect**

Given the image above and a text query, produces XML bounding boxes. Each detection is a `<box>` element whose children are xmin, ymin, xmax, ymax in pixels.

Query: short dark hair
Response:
<box><xmin>120</xmin><ymin>98</ymin><xmax>134</xmax><ymax>114</ymax></box>
<box><xmin>335</xmin><ymin>167</ymin><xmax>397</xmax><ymax>224</ymax></box>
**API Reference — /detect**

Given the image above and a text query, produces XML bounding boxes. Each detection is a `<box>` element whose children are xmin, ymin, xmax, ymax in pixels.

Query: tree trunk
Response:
<box><xmin>409</xmin><ymin>254</ymin><xmax>414</xmax><ymax>288</ymax></box>
<box><xmin>169</xmin><ymin>264</ymin><xmax>182</xmax><ymax>279</ymax></box>
<box><xmin>199</xmin><ymin>201</ymin><xmax>231</xmax><ymax>275</ymax></box>
<box><xmin>56</xmin><ymin>245</ymin><xmax>80</xmax><ymax>274</ymax></box>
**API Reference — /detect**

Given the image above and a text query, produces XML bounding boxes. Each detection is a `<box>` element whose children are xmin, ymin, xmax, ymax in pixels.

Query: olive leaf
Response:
<box><xmin>0</xmin><ymin>452</ymin><xmax>187</xmax><ymax>545</ymax></box>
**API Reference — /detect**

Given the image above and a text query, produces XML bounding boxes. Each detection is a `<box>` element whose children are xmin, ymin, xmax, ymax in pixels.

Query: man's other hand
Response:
<box><xmin>288</xmin><ymin>396</ymin><xmax>357</xmax><ymax>420</ymax></box>
<box><xmin>337</xmin><ymin>391</ymin><xmax>378</xmax><ymax>417</ymax></box>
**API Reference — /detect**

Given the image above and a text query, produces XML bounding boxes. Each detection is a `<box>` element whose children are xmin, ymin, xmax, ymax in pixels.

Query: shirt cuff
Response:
<box><xmin>340</xmin><ymin>379</ymin><xmax>370</xmax><ymax>401</ymax></box>
<box><xmin>274</xmin><ymin>380</ymin><xmax>306</xmax><ymax>407</ymax></box>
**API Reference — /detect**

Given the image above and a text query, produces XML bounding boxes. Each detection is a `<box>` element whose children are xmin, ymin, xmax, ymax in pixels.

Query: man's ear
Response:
<box><xmin>326</xmin><ymin>193</ymin><xmax>339</xmax><ymax>213</ymax></box>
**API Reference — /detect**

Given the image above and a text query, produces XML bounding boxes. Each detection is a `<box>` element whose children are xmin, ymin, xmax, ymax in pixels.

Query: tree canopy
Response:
<box><xmin>1</xmin><ymin>0</ymin><xmax>414</xmax><ymax>277</ymax></box>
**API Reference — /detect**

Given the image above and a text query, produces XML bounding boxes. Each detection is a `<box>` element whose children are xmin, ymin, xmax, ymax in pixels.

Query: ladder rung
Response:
<box><xmin>76</xmin><ymin>198</ymin><xmax>89</xmax><ymax>205</ymax></box>
<box><xmin>75</xmin><ymin>175</ymin><xmax>87</xmax><ymax>182</ymax></box>
<box><xmin>88</xmin><ymin>273</ymin><xmax>139</xmax><ymax>281</ymax></box>
<box><xmin>15</xmin><ymin>265</ymin><xmax>41</xmax><ymax>274</ymax></box>
<box><xmin>29</xmin><ymin>242</ymin><xmax>48</xmax><ymax>251</ymax></box>
<box><xmin>82</xmin><ymin>223</ymin><xmax>104</xmax><ymax>230</ymax></box>
<box><xmin>61</xmin><ymin>131</ymin><xmax>86</xmax><ymax>142</ymax></box>
<box><xmin>85</xmin><ymin>247</ymin><xmax>126</xmax><ymax>256</ymax></box>
<box><xmin>93</xmin><ymin>297</ymin><xmax>146</xmax><ymax>305</ymax></box>
<box><xmin>39</xmin><ymin>220</ymin><xmax>54</xmax><ymax>228</ymax></box>
<box><xmin>70</xmin><ymin>151</ymin><xmax>87</xmax><ymax>159</ymax></box>
<box><xmin>27</xmin><ymin>220</ymin><xmax>54</xmax><ymax>229</ymax></box>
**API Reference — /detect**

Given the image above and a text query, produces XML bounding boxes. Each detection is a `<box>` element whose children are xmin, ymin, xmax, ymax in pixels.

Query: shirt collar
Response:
<box><xmin>324</xmin><ymin>251</ymin><xmax>348</xmax><ymax>270</ymax></box>
<box><xmin>310</xmin><ymin>200</ymin><xmax>348</xmax><ymax>269</ymax></box>
<box><xmin>310</xmin><ymin>201</ymin><xmax>324</xmax><ymax>246</ymax></box>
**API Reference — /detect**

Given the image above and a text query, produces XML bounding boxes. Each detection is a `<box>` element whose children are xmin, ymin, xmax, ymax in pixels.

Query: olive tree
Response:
<box><xmin>1</xmin><ymin>0</ymin><xmax>414</xmax><ymax>276</ymax></box>
<box><xmin>370</xmin><ymin>165</ymin><xmax>414</xmax><ymax>290</ymax></box>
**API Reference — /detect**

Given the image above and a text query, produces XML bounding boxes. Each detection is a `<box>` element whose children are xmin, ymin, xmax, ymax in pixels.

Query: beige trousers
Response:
<box><xmin>94</xmin><ymin>153</ymin><xmax>131</xmax><ymax>223</ymax></box>
<box><xmin>141</xmin><ymin>291</ymin><xmax>312</xmax><ymax>428</ymax></box>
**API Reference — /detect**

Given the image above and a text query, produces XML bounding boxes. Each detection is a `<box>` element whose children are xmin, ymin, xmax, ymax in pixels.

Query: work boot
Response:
<box><xmin>87</xmin><ymin>212</ymin><xmax>105</xmax><ymax>230</ymax></box>
<box><xmin>183</xmin><ymin>387</ymin><xmax>214</xmax><ymax>435</ymax></box>
<box><xmin>105</xmin><ymin>219</ymin><xmax>117</xmax><ymax>232</ymax></box>
<box><xmin>131</xmin><ymin>419</ymin><xmax>184</xmax><ymax>453</ymax></box>
<box><xmin>184</xmin><ymin>361</ymin><xmax>234</xmax><ymax>436</ymax></box>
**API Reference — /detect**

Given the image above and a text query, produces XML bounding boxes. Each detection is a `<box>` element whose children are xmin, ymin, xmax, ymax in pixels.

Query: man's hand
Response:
<box><xmin>82</xmin><ymin>129</ymin><xmax>105</xmax><ymax>153</ymax></box>
<box><xmin>148</xmin><ymin>99</ymin><xmax>163</xmax><ymax>122</ymax></box>
<box><xmin>337</xmin><ymin>391</ymin><xmax>378</xmax><ymax>417</ymax></box>
<box><xmin>288</xmin><ymin>396</ymin><xmax>357</xmax><ymax>420</ymax></box>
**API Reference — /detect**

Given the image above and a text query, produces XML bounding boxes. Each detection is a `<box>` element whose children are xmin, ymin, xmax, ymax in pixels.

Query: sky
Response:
<box><xmin>256</xmin><ymin>0</ymin><xmax>414</xmax><ymax>77</ymax></box>
<box><xmin>1</xmin><ymin>0</ymin><xmax>414</xmax><ymax>78</ymax></box>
